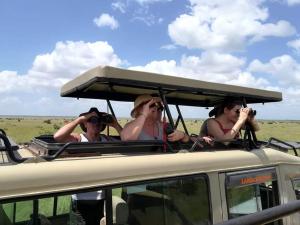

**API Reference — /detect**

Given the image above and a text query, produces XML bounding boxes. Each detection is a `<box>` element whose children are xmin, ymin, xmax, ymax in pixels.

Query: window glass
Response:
<box><xmin>0</xmin><ymin>194</ymin><xmax>74</xmax><ymax>225</ymax></box>
<box><xmin>226</xmin><ymin>168</ymin><xmax>282</xmax><ymax>225</ymax></box>
<box><xmin>57</xmin><ymin>195</ymin><xmax>72</xmax><ymax>215</ymax></box>
<box><xmin>111</xmin><ymin>175</ymin><xmax>211</xmax><ymax>225</ymax></box>
<box><xmin>227</xmin><ymin>185</ymin><xmax>261</xmax><ymax>216</ymax></box>
<box><xmin>39</xmin><ymin>197</ymin><xmax>54</xmax><ymax>217</ymax></box>
<box><xmin>15</xmin><ymin>200</ymin><xmax>33</xmax><ymax>222</ymax></box>
<box><xmin>0</xmin><ymin>203</ymin><xmax>14</xmax><ymax>225</ymax></box>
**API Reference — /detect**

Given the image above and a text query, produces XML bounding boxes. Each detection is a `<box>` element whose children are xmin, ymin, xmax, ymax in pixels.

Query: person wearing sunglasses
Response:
<box><xmin>54</xmin><ymin>107</ymin><xmax>122</xmax><ymax>143</ymax></box>
<box><xmin>121</xmin><ymin>94</ymin><xmax>189</xmax><ymax>142</ymax></box>
<box><xmin>53</xmin><ymin>107</ymin><xmax>122</xmax><ymax>225</ymax></box>
<box><xmin>200</xmin><ymin>99</ymin><xmax>259</xmax><ymax>142</ymax></box>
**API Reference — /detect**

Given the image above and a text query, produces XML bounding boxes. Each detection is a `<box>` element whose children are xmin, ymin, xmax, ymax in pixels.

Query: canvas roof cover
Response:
<box><xmin>61</xmin><ymin>66</ymin><xmax>282</xmax><ymax>106</ymax></box>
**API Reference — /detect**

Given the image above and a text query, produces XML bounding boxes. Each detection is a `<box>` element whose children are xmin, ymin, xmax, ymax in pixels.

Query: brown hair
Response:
<box><xmin>209</xmin><ymin>99</ymin><xmax>243</xmax><ymax>117</ymax></box>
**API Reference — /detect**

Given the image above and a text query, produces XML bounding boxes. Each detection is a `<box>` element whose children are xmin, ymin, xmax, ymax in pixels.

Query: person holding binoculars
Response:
<box><xmin>200</xmin><ymin>99</ymin><xmax>259</xmax><ymax>142</ymax></box>
<box><xmin>54</xmin><ymin>107</ymin><xmax>122</xmax><ymax>143</ymax></box>
<box><xmin>53</xmin><ymin>107</ymin><xmax>122</xmax><ymax>225</ymax></box>
<box><xmin>121</xmin><ymin>94</ymin><xmax>189</xmax><ymax>142</ymax></box>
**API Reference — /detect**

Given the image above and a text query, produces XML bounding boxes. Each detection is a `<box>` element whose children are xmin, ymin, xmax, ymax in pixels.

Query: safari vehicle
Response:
<box><xmin>1</xmin><ymin>66</ymin><xmax>300</xmax><ymax>225</ymax></box>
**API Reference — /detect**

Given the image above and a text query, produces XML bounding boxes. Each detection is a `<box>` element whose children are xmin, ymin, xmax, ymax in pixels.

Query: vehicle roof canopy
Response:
<box><xmin>61</xmin><ymin>66</ymin><xmax>282</xmax><ymax>106</ymax></box>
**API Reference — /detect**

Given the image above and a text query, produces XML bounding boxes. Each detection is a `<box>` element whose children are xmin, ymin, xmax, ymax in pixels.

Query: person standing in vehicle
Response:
<box><xmin>121</xmin><ymin>94</ymin><xmax>189</xmax><ymax>142</ymax></box>
<box><xmin>54</xmin><ymin>107</ymin><xmax>122</xmax><ymax>143</ymax></box>
<box><xmin>200</xmin><ymin>99</ymin><xmax>259</xmax><ymax>141</ymax></box>
<box><xmin>54</xmin><ymin>107</ymin><xmax>122</xmax><ymax>225</ymax></box>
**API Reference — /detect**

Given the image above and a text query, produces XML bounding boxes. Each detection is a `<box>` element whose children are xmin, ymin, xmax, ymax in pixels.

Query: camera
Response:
<box><xmin>249</xmin><ymin>109</ymin><xmax>256</xmax><ymax>117</ymax></box>
<box><xmin>165</xmin><ymin>124</ymin><xmax>174</xmax><ymax>135</ymax></box>
<box><xmin>150</xmin><ymin>102</ymin><xmax>164</xmax><ymax>111</ymax></box>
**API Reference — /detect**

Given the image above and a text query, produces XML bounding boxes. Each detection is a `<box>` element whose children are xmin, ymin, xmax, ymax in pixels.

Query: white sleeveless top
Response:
<box><xmin>138</xmin><ymin>122</ymin><xmax>163</xmax><ymax>140</ymax></box>
<box><xmin>72</xmin><ymin>133</ymin><xmax>105</xmax><ymax>201</ymax></box>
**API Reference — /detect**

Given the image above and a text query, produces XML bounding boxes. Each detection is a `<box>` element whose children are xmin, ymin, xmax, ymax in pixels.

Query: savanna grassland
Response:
<box><xmin>1</xmin><ymin>117</ymin><xmax>300</xmax><ymax>144</ymax></box>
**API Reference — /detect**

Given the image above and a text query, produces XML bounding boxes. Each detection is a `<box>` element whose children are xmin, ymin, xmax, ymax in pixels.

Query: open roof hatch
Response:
<box><xmin>61</xmin><ymin>66</ymin><xmax>282</xmax><ymax>107</ymax></box>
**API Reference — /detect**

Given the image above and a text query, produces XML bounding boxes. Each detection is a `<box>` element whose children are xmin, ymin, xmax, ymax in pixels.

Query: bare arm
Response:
<box><xmin>207</xmin><ymin>119</ymin><xmax>244</xmax><ymax>141</ymax></box>
<box><xmin>53</xmin><ymin>117</ymin><xmax>82</xmax><ymax>143</ymax></box>
<box><xmin>107</xmin><ymin>116</ymin><xmax>123</xmax><ymax>135</ymax></box>
<box><xmin>168</xmin><ymin>130</ymin><xmax>190</xmax><ymax>142</ymax></box>
<box><xmin>120</xmin><ymin>114</ymin><xmax>147</xmax><ymax>141</ymax></box>
<box><xmin>53</xmin><ymin>112</ymin><xmax>97</xmax><ymax>142</ymax></box>
<box><xmin>121</xmin><ymin>100</ymin><xmax>154</xmax><ymax>141</ymax></box>
<box><xmin>207</xmin><ymin>108</ymin><xmax>251</xmax><ymax>141</ymax></box>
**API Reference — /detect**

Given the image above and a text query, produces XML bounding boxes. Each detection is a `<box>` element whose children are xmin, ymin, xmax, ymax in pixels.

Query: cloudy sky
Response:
<box><xmin>1</xmin><ymin>0</ymin><xmax>300</xmax><ymax>119</ymax></box>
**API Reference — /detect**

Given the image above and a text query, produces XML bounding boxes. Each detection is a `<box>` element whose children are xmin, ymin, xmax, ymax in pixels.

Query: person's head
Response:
<box><xmin>209</xmin><ymin>99</ymin><xmax>243</xmax><ymax>123</ymax></box>
<box><xmin>131</xmin><ymin>94</ymin><xmax>164</xmax><ymax>120</ymax></box>
<box><xmin>79</xmin><ymin>107</ymin><xmax>107</xmax><ymax>134</ymax></box>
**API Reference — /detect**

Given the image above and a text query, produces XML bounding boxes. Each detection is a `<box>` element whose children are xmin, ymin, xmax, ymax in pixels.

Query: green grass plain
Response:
<box><xmin>0</xmin><ymin>117</ymin><xmax>300</xmax><ymax>144</ymax></box>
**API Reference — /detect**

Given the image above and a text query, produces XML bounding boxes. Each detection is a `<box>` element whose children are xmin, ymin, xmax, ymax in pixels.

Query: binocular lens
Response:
<box><xmin>88</xmin><ymin>116</ymin><xmax>101</xmax><ymax>124</ymax></box>
<box><xmin>150</xmin><ymin>103</ymin><xmax>164</xmax><ymax>111</ymax></box>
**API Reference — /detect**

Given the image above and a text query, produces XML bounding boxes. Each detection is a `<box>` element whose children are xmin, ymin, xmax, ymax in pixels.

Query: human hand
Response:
<box><xmin>202</xmin><ymin>136</ymin><xmax>214</xmax><ymax>145</ymax></box>
<box><xmin>141</xmin><ymin>99</ymin><xmax>155</xmax><ymax>117</ymax></box>
<box><xmin>238</xmin><ymin>107</ymin><xmax>250</xmax><ymax>122</ymax></box>
<box><xmin>78</xmin><ymin>111</ymin><xmax>98</xmax><ymax>123</ymax></box>
<box><xmin>168</xmin><ymin>130</ymin><xmax>185</xmax><ymax>142</ymax></box>
<box><xmin>107</xmin><ymin>115</ymin><xmax>119</xmax><ymax>127</ymax></box>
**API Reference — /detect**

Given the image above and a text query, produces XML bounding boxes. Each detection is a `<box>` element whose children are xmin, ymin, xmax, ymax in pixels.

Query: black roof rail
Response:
<box><xmin>214</xmin><ymin>200</ymin><xmax>300</xmax><ymax>225</ymax></box>
<box><xmin>42</xmin><ymin>140</ymin><xmax>176</xmax><ymax>161</ymax></box>
<box><xmin>0</xmin><ymin>128</ymin><xmax>7</xmax><ymax>136</ymax></box>
<box><xmin>28</xmin><ymin>135</ymin><xmax>176</xmax><ymax>162</ymax></box>
<box><xmin>0</xmin><ymin>133</ymin><xmax>25</xmax><ymax>163</ymax></box>
<box><xmin>266</xmin><ymin>137</ymin><xmax>299</xmax><ymax>156</ymax></box>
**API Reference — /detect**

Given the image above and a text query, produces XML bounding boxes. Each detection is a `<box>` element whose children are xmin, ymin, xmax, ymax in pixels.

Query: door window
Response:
<box><xmin>225</xmin><ymin>167</ymin><xmax>282</xmax><ymax>225</ymax></box>
<box><xmin>111</xmin><ymin>175</ymin><xmax>211</xmax><ymax>225</ymax></box>
<box><xmin>0</xmin><ymin>195</ymin><xmax>73</xmax><ymax>225</ymax></box>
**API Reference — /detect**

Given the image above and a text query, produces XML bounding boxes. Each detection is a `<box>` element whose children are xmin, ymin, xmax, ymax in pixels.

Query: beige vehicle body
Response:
<box><xmin>1</xmin><ymin>66</ymin><xmax>300</xmax><ymax>225</ymax></box>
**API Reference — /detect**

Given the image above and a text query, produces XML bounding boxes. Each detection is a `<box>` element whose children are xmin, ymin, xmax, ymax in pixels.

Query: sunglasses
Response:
<box><xmin>150</xmin><ymin>102</ymin><xmax>164</xmax><ymax>111</ymax></box>
<box><xmin>87</xmin><ymin>116</ymin><xmax>102</xmax><ymax>124</ymax></box>
<box><xmin>235</xmin><ymin>109</ymin><xmax>240</xmax><ymax>115</ymax></box>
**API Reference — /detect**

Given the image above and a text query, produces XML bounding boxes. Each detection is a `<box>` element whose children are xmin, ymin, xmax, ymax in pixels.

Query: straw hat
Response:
<box><xmin>131</xmin><ymin>94</ymin><xmax>162</xmax><ymax>118</ymax></box>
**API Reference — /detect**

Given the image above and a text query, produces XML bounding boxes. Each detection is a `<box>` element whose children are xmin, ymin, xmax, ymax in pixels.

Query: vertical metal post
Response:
<box><xmin>105</xmin><ymin>189</ymin><xmax>113</xmax><ymax>225</ymax></box>
<box><xmin>13</xmin><ymin>202</ymin><xmax>16</xmax><ymax>223</ymax></box>
<box><xmin>175</xmin><ymin>104</ymin><xmax>189</xmax><ymax>135</ymax></box>
<box><xmin>158</xmin><ymin>89</ymin><xmax>175</xmax><ymax>128</ymax></box>
<box><xmin>106</xmin><ymin>99</ymin><xmax>116</xmax><ymax>118</ymax></box>
<box><xmin>106</xmin><ymin>99</ymin><xmax>116</xmax><ymax>137</ymax></box>
<box><xmin>175</xmin><ymin>116</ymin><xmax>180</xmax><ymax>128</ymax></box>
<box><xmin>53</xmin><ymin>196</ymin><xmax>58</xmax><ymax>216</ymax></box>
<box><xmin>33</xmin><ymin>199</ymin><xmax>39</xmax><ymax>225</ymax></box>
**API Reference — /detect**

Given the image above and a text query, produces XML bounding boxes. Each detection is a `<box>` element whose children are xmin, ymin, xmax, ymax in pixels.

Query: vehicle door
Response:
<box><xmin>219</xmin><ymin>167</ymin><xmax>282</xmax><ymax>225</ymax></box>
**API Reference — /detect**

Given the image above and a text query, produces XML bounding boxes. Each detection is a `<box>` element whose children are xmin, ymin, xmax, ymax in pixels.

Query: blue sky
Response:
<box><xmin>1</xmin><ymin>0</ymin><xmax>300</xmax><ymax>119</ymax></box>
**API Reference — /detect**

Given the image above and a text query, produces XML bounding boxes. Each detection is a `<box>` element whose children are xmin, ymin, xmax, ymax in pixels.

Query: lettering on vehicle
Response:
<box><xmin>225</xmin><ymin>168</ymin><xmax>277</xmax><ymax>188</ymax></box>
<box><xmin>240</xmin><ymin>174</ymin><xmax>272</xmax><ymax>185</ymax></box>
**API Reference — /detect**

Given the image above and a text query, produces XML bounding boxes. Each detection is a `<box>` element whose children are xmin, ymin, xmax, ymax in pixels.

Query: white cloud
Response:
<box><xmin>168</xmin><ymin>0</ymin><xmax>296</xmax><ymax>52</ymax></box>
<box><xmin>248</xmin><ymin>55</ymin><xmax>300</xmax><ymax>86</ymax></box>
<box><xmin>130</xmin><ymin>51</ymin><xmax>271</xmax><ymax>89</ymax></box>
<box><xmin>287</xmin><ymin>38</ymin><xmax>300</xmax><ymax>53</ymax></box>
<box><xmin>160</xmin><ymin>44</ymin><xmax>177</xmax><ymax>50</ymax></box>
<box><xmin>0</xmin><ymin>41</ymin><xmax>124</xmax><ymax>115</ymax></box>
<box><xmin>93</xmin><ymin>13</ymin><xmax>119</xmax><ymax>30</ymax></box>
<box><xmin>285</xmin><ymin>0</ymin><xmax>300</xmax><ymax>6</ymax></box>
<box><xmin>112</xmin><ymin>1</ymin><xmax>126</xmax><ymax>13</ymax></box>
<box><xmin>131</xmin><ymin>14</ymin><xmax>156</xmax><ymax>26</ymax></box>
<box><xmin>29</xmin><ymin>41</ymin><xmax>122</xmax><ymax>82</ymax></box>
